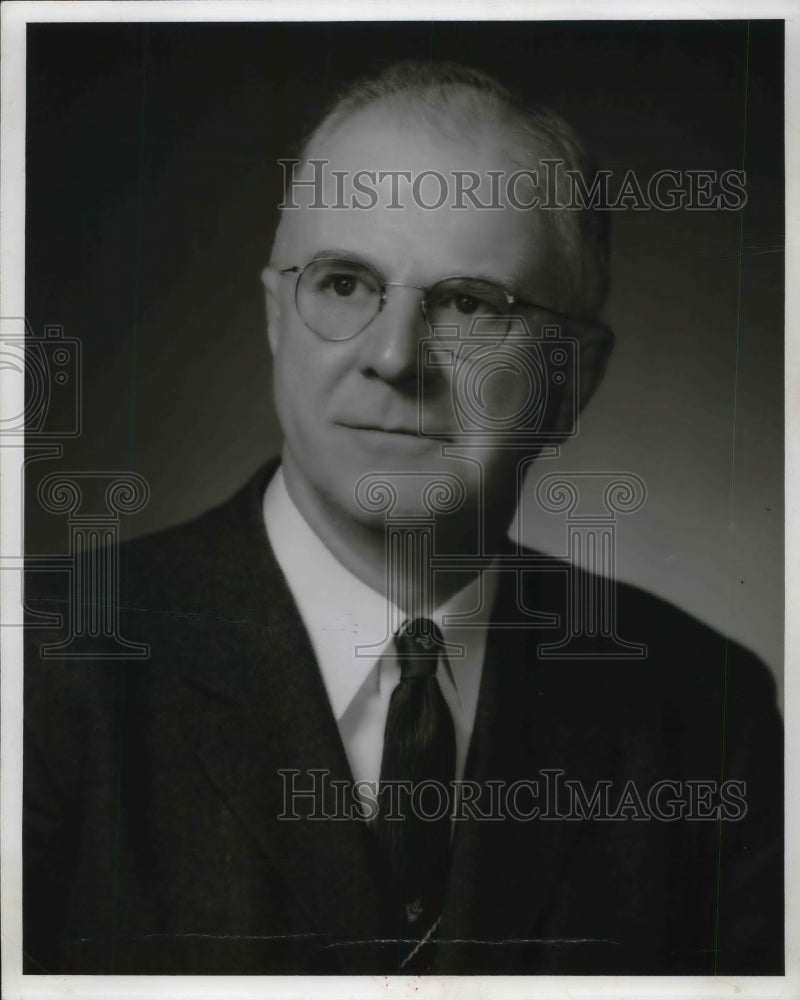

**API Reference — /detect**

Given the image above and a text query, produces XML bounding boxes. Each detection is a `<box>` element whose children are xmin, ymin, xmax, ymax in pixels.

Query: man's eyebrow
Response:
<box><xmin>308</xmin><ymin>248</ymin><xmax>386</xmax><ymax>277</ymax></box>
<box><xmin>467</xmin><ymin>270</ymin><xmax>517</xmax><ymax>286</ymax></box>
<box><xmin>305</xmin><ymin>250</ymin><xmax>523</xmax><ymax>292</ymax></box>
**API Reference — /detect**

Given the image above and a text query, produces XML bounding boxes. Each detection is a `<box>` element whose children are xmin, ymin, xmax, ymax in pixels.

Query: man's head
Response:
<box><xmin>262</xmin><ymin>61</ymin><xmax>613</xmax><ymax>553</ymax></box>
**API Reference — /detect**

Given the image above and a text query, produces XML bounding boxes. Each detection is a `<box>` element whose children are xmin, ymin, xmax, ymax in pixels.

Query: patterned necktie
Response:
<box><xmin>376</xmin><ymin>617</ymin><xmax>456</xmax><ymax>964</ymax></box>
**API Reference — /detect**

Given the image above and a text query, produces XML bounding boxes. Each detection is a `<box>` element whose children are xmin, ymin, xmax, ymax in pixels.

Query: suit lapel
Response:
<box><xmin>433</xmin><ymin>554</ymin><xmax>588</xmax><ymax>971</ymax></box>
<box><xmin>173</xmin><ymin>463</ymin><xmax>390</xmax><ymax>971</ymax></box>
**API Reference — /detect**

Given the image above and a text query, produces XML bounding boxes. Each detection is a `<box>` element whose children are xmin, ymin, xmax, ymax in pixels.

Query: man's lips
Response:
<box><xmin>343</xmin><ymin>423</ymin><xmax>419</xmax><ymax>435</ymax></box>
<box><xmin>336</xmin><ymin>421</ymin><xmax>455</xmax><ymax>442</ymax></box>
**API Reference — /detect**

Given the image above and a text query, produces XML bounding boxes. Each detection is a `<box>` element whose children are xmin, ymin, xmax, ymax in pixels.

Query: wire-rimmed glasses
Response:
<box><xmin>278</xmin><ymin>256</ymin><xmax>560</xmax><ymax>342</ymax></box>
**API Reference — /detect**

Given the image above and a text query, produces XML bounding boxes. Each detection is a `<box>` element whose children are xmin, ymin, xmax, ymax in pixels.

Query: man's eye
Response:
<box><xmin>439</xmin><ymin>292</ymin><xmax>493</xmax><ymax>316</ymax></box>
<box><xmin>324</xmin><ymin>274</ymin><xmax>359</xmax><ymax>297</ymax></box>
<box><xmin>454</xmin><ymin>294</ymin><xmax>482</xmax><ymax>315</ymax></box>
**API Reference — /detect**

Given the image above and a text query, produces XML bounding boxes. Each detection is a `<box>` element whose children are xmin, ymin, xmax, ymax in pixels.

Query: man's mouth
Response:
<box><xmin>336</xmin><ymin>422</ymin><xmax>456</xmax><ymax>443</ymax></box>
<box><xmin>345</xmin><ymin>423</ymin><xmax>419</xmax><ymax>435</ymax></box>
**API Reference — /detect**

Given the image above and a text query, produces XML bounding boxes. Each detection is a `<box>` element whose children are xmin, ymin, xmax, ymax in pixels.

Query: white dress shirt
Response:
<box><xmin>263</xmin><ymin>466</ymin><xmax>498</xmax><ymax>798</ymax></box>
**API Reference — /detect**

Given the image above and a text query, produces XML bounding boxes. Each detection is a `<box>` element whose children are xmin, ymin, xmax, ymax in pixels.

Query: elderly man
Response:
<box><xmin>24</xmin><ymin>61</ymin><xmax>782</xmax><ymax>976</ymax></box>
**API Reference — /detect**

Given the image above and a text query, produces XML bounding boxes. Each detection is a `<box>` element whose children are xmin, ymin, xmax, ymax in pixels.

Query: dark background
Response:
<box><xmin>24</xmin><ymin>20</ymin><xmax>784</xmax><ymax>694</ymax></box>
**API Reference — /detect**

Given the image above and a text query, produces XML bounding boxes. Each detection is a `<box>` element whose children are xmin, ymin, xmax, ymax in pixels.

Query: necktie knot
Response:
<box><xmin>396</xmin><ymin>618</ymin><xmax>442</xmax><ymax>680</ymax></box>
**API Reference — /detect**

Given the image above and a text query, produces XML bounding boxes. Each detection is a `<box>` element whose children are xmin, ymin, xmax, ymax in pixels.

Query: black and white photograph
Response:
<box><xmin>1</xmin><ymin>3</ymin><xmax>794</xmax><ymax>997</ymax></box>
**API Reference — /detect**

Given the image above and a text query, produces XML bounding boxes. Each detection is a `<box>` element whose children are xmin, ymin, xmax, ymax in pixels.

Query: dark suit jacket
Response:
<box><xmin>23</xmin><ymin>461</ymin><xmax>783</xmax><ymax>975</ymax></box>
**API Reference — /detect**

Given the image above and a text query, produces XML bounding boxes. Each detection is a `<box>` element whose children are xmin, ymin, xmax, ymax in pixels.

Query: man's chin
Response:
<box><xmin>334</xmin><ymin>423</ymin><xmax>456</xmax><ymax>459</ymax></box>
<box><xmin>332</xmin><ymin>458</ymin><xmax>478</xmax><ymax>527</ymax></box>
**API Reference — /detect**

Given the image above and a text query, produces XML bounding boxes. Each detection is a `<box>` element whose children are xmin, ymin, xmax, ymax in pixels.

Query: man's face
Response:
<box><xmin>264</xmin><ymin>103</ymin><xmax>573</xmax><ymax>536</ymax></box>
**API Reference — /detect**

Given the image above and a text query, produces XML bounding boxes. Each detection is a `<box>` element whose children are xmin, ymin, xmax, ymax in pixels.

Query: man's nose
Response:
<box><xmin>357</xmin><ymin>288</ymin><xmax>429</xmax><ymax>385</ymax></box>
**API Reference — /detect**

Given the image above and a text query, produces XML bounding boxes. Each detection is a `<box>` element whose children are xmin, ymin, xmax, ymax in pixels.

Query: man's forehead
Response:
<box><xmin>276</xmin><ymin>101</ymin><xmax>564</xmax><ymax>292</ymax></box>
<box><xmin>307</xmin><ymin>95</ymin><xmax>504</xmax><ymax>159</ymax></box>
<box><xmin>299</xmin><ymin>98</ymin><xmax>534</xmax><ymax>199</ymax></box>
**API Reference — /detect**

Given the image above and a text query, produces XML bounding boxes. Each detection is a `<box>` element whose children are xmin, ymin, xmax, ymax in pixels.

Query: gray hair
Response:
<box><xmin>285</xmin><ymin>60</ymin><xmax>610</xmax><ymax>320</ymax></box>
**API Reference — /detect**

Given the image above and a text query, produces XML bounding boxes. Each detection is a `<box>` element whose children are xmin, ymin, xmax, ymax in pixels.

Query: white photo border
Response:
<box><xmin>1</xmin><ymin>2</ymin><xmax>796</xmax><ymax>998</ymax></box>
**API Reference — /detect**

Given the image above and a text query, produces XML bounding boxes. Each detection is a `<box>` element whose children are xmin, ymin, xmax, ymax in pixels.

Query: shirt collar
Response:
<box><xmin>263</xmin><ymin>465</ymin><xmax>496</xmax><ymax>722</ymax></box>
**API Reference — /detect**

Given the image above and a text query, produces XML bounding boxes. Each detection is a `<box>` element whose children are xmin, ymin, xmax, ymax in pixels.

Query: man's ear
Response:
<box><xmin>260</xmin><ymin>266</ymin><xmax>282</xmax><ymax>354</ymax></box>
<box><xmin>551</xmin><ymin>321</ymin><xmax>614</xmax><ymax>437</ymax></box>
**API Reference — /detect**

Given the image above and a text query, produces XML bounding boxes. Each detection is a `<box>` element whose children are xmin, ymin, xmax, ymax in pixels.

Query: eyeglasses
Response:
<box><xmin>278</xmin><ymin>256</ymin><xmax>566</xmax><ymax>342</ymax></box>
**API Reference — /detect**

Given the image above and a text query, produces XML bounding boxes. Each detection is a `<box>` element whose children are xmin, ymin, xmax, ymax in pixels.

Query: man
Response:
<box><xmin>23</xmin><ymin>61</ymin><xmax>783</xmax><ymax>976</ymax></box>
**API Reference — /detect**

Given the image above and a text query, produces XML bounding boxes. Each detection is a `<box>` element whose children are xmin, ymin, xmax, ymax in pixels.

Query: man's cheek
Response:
<box><xmin>450</xmin><ymin>357</ymin><xmax>541</xmax><ymax>433</ymax></box>
<box><xmin>484</xmin><ymin>369</ymin><xmax>536</xmax><ymax>419</ymax></box>
<box><xmin>275</xmin><ymin>339</ymin><xmax>313</xmax><ymax>402</ymax></box>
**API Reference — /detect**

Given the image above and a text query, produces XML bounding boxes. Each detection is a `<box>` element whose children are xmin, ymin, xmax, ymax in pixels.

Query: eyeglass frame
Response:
<box><xmin>276</xmin><ymin>256</ymin><xmax>588</xmax><ymax>341</ymax></box>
